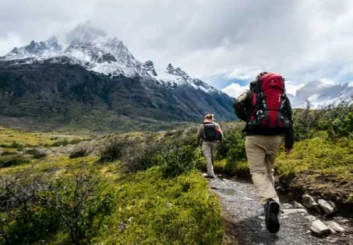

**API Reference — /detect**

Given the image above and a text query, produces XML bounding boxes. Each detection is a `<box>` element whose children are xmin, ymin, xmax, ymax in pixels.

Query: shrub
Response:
<box><xmin>25</xmin><ymin>148</ymin><xmax>47</xmax><ymax>159</ymax></box>
<box><xmin>51</xmin><ymin>138</ymin><xmax>82</xmax><ymax>147</ymax></box>
<box><xmin>292</xmin><ymin>102</ymin><xmax>326</xmax><ymax>141</ymax></box>
<box><xmin>70</xmin><ymin>142</ymin><xmax>94</xmax><ymax>159</ymax></box>
<box><xmin>0</xmin><ymin>169</ymin><xmax>59</xmax><ymax>244</ymax></box>
<box><xmin>51</xmin><ymin>139</ymin><xmax>70</xmax><ymax>147</ymax></box>
<box><xmin>160</xmin><ymin>143</ymin><xmax>197</xmax><ymax>178</ymax></box>
<box><xmin>0</xmin><ymin>155</ymin><xmax>30</xmax><ymax>168</ymax></box>
<box><xmin>0</xmin><ymin>165</ymin><xmax>115</xmax><ymax>245</ymax></box>
<box><xmin>328</xmin><ymin>111</ymin><xmax>353</xmax><ymax>138</ymax></box>
<box><xmin>98</xmin><ymin>137</ymin><xmax>126</xmax><ymax>162</ymax></box>
<box><xmin>121</xmin><ymin>139</ymin><xmax>165</xmax><ymax>173</ymax></box>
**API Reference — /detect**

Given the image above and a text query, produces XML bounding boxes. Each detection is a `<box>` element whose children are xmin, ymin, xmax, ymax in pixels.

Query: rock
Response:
<box><xmin>294</xmin><ymin>201</ymin><xmax>305</xmax><ymax>209</ymax></box>
<box><xmin>258</xmin><ymin>215</ymin><xmax>265</xmax><ymax>220</ymax></box>
<box><xmin>282</xmin><ymin>209</ymin><xmax>307</xmax><ymax>215</ymax></box>
<box><xmin>302</xmin><ymin>194</ymin><xmax>318</xmax><ymax>209</ymax></box>
<box><xmin>328</xmin><ymin>226</ymin><xmax>337</xmax><ymax>234</ymax></box>
<box><xmin>282</xmin><ymin>203</ymin><xmax>292</xmax><ymax>209</ymax></box>
<box><xmin>328</xmin><ymin>201</ymin><xmax>337</xmax><ymax>211</ymax></box>
<box><xmin>310</xmin><ymin>220</ymin><xmax>331</xmax><ymax>237</ymax></box>
<box><xmin>305</xmin><ymin>215</ymin><xmax>318</xmax><ymax>222</ymax></box>
<box><xmin>318</xmin><ymin>199</ymin><xmax>335</xmax><ymax>215</ymax></box>
<box><xmin>326</xmin><ymin>221</ymin><xmax>345</xmax><ymax>233</ymax></box>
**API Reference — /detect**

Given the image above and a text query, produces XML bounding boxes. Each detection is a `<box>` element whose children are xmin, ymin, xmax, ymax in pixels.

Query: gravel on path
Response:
<box><xmin>209</xmin><ymin>177</ymin><xmax>353</xmax><ymax>245</ymax></box>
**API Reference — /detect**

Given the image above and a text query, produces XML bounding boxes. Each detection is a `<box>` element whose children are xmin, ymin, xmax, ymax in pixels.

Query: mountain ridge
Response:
<box><xmin>0</xmin><ymin>24</ymin><xmax>235</xmax><ymax>131</ymax></box>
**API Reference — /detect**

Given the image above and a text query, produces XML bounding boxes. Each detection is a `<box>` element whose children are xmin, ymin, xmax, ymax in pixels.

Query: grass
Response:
<box><xmin>276</xmin><ymin>134</ymin><xmax>353</xmax><ymax>180</ymax></box>
<box><xmin>276</xmin><ymin>133</ymin><xmax>353</xmax><ymax>205</ymax></box>
<box><xmin>0</xmin><ymin>126</ymin><xmax>86</xmax><ymax>148</ymax></box>
<box><xmin>0</xmin><ymin>128</ymin><xmax>225</xmax><ymax>244</ymax></box>
<box><xmin>94</xmin><ymin>167</ymin><xmax>224</xmax><ymax>245</ymax></box>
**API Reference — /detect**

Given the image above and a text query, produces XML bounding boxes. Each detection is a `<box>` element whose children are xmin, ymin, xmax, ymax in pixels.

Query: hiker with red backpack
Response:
<box><xmin>234</xmin><ymin>72</ymin><xmax>294</xmax><ymax>234</ymax></box>
<box><xmin>196</xmin><ymin>114</ymin><xmax>224</xmax><ymax>179</ymax></box>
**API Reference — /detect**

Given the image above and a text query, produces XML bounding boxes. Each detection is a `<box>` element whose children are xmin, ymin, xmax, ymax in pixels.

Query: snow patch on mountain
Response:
<box><xmin>222</xmin><ymin>79</ymin><xmax>353</xmax><ymax>108</ymax></box>
<box><xmin>1</xmin><ymin>23</ymin><xmax>219</xmax><ymax>94</ymax></box>
<box><xmin>3</xmin><ymin>36</ymin><xmax>62</xmax><ymax>60</ymax></box>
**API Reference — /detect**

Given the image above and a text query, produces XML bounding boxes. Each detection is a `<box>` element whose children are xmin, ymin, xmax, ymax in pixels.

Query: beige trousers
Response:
<box><xmin>202</xmin><ymin>141</ymin><xmax>218</xmax><ymax>177</ymax></box>
<box><xmin>245</xmin><ymin>135</ymin><xmax>282</xmax><ymax>205</ymax></box>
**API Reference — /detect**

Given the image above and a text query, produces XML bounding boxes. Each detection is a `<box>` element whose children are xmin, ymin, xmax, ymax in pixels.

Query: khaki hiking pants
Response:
<box><xmin>202</xmin><ymin>141</ymin><xmax>218</xmax><ymax>177</ymax></box>
<box><xmin>245</xmin><ymin>135</ymin><xmax>282</xmax><ymax>205</ymax></box>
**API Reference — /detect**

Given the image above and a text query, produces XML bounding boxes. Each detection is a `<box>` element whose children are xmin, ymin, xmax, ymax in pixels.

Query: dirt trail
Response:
<box><xmin>209</xmin><ymin>177</ymin><xmax>353</xmax><ymax>245</ymax></box>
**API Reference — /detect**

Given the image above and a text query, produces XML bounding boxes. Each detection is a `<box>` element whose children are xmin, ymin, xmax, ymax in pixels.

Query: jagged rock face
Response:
<box><xmin>4</xmin><ymin>37</ymin><xmax>62</xmax><ymax>60</ymax></box>
<box><xmin>0</xmin><ymin>23</ymin><xmax>236</xmax><ymax>131</ymax></box>
<box><xmin>143</xmin><ymin>60</ymin><xmax>157</xmax><ymax>76</ymax></box>
<box><xmin>291</xmin><ymin>80</ymin><xmax>353</xmax><ymax>108</ymax></box>
<box><xmin>0</xmin><ymin>60</ymin><xmax>235</xmax><ymax>131</ymax></box>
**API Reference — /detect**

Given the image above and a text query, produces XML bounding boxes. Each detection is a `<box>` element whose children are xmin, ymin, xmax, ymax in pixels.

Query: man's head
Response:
<box><xmin>204</xmin><ymin>114</ymin><xmax>214</xmax><ymax>121</ymax></box>
<box><xmin>256</xmin><ymin>71</ymin><xmax>268</xmax><ymax>81</ymax></box>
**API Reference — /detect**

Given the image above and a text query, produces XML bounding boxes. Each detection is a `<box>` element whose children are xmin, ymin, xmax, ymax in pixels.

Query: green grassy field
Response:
<box><xmin>0</xmin><ymin>127</ymin><xmax>225</xmax><ymax>245</ymax></box>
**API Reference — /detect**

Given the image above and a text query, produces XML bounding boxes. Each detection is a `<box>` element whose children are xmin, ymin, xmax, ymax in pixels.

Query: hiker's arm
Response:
<box><xmin>196</xmin><ymin>125</ymin><xmax>203</xmax><ymax>146</ymax></box>
<box><xmin>215</xmin><ymin>123</ymin><xmax>224</xmax><ymax>142</ymax></box>
<box><xmin>284</xmin><ymin>96</ymin><xmax>294</xmax><ymax>152</ymax></box>
<box><xmin>285</xmin><ymin>96</ymin><xmax>293</xmax><ymax>122</ymax></box>
<box><xmin>234</xmin><ymin>91</ymin><xmax>251</xmax><ymax>121</ymax></box>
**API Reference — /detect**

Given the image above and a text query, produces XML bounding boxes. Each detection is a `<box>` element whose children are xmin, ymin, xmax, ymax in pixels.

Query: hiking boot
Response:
<box><xmin>264</xmin><ymin>198</ymin><xmax>280</xmax><ymax>233</ymax></box>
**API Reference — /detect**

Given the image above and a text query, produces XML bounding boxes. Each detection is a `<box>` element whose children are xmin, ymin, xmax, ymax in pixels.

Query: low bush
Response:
<box><xmin>0</xmin><ymin>141</ymin><xmax>24</xmax><ymax>150</ymax></box>
<box><xmin>98</xmin><ymin>137</ymin><xmax>126</xmax><ymax>162</ymax></box>
<box><xmin>0</xmin><ymin>155</ymin><xmax>30</xmax><ymax>168</ymax></box>
<box><xmin>94</xmin><ymin>168</ymin><xmax>224</xmax><ymax>245</ymax></box>
<box><xmin>25</xmin><ymin>148</ymin><xmax>47</xmax><ymax>159</ymax></box>
<box><xmin>0</xmin><ymin>165</ymin><xmax>115</xmax><ymax>245</ymax></box>
<box><xmin>51</xmin><ymin>138</ymin><xmax>83</xmax><ymax>147</ymax></box>
<box><xmin>70</xmin><ymin>142</ymin><xmax>94</xmax><ymax>159</ymax></box>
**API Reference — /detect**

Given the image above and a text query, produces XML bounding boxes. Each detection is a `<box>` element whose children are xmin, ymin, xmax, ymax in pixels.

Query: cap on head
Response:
<box><xmin>204</xmin><ymin>114</ymin><xmax>214</xmax><ymax>120</ymax></box>
<box><xmin>256</xmin><ymin>71</ymin><xmax>268</xmax><ymax>80</ymax></box>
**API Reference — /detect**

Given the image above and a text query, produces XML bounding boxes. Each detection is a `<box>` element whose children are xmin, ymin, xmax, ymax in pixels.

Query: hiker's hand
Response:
<box><xmin>285</xmin><ymin>148</ymin><xmax>292</xmax><ymax>155</ymax></box>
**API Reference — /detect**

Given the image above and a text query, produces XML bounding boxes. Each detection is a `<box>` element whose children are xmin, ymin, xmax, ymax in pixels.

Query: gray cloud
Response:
<box><xmin>1</xmin><ymin>0</ymin><xmax>353</xmax><ymax>86</ymax></box>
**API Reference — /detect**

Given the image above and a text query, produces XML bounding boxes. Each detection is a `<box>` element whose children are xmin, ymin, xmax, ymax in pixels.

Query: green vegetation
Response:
<box><xmin>1</xmin><ymin>100</ymin><xmax>352</xmax><ymax>243</ymax></box>
<box><xmin>210</xmin><ymin>102</ymin><xmax>353</xmax><ymax>207</ymax></box>
<box><xmin>0</xmin><ymin>128</ymin><xmax>225</xmax><ymax>244</ymax></box>
<box><xmin>95</xmin><ymin>168</ymin><xmax>223</xmax><ymax>244</ymax></box>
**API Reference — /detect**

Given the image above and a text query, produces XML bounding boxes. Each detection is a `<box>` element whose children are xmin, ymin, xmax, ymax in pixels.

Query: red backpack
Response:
<box><xmin>248</xmin><ymin>72</ymin><xmax>290</xmax><ymax>129</ymax></box>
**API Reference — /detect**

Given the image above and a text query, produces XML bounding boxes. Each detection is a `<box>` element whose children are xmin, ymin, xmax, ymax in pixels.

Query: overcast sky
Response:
<box><xmin>1</xmin><ymin>0</ymin><xmax>353</xmax><ymax>97</ymax></box>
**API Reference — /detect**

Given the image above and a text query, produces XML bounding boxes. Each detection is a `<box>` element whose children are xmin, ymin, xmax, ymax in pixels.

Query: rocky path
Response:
<box><xmin>209</xmin><ymin>177</ymin><xmax>353</xmax><ymax>245</ymax></box>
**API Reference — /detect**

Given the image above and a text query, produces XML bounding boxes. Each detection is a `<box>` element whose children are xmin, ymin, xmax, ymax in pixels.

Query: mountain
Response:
<box><xmin>0</xmin><ymin>24</ymin><xmax>235</xmax><ymax>131</ymax></box>
<box><xmin>288</xmin><ymin>80</ymin><xmax>353</xmax><ymax>108</ymax></box>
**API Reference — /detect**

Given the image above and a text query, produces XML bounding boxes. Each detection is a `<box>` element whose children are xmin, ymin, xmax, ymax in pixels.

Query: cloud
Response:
<box><xmin>285</xmin><ymin>81</ymin><xmax>305</xmax><ymax>96</ymax></box>
<box><xmin>222</xmin><ymin>83</ymin><xmax>249</xmax><ymax>98</ymax></box>
<box><xmin>1</xmin><ymin>0</ymin><xmax>353</xmax><ymax>88</ymax></box>
<box><xmin>0</xmin><ymin>33</ymin><xmax>21</xmax><ymax>55</ymax></box>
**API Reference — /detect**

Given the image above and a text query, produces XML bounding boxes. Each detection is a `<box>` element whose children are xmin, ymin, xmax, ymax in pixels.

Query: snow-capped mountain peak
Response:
<box><xmin>289</xmin><ymin>80</ymin><xmax>353</xmax><ymax>108</ymax></box>
<box><xmin>4</xmin><ymin>36</ymin><xmax>62</xmax><ymax>60</ymax></box>
<box><xmin>1</xmin><ymin>23</ymin><xmax>220</xmax><ymax>94</ymax></box>
<box><xmin>166</xmin><ymin>63</ymin><xmax>190</xmax><ymax>78</ymax></box>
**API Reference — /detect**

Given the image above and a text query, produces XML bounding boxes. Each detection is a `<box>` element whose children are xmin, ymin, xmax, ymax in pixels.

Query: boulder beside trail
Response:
<box><xmin>326</xmin><ymin>221</ymin><xmax>345</xmax><ymax>233</ymax></box>
<box><xmin>302</xmin><ymin>194</ymin><xmax>318</xmax><ymax>209</ymax></box>
<box><xmin>310</xmin><ymin>220</ymin><xmax>331</xmax><ymax>237</ymax></box>
<box><xmin>318</xmin><ymin>199</ymin><xmax>336</xmax><ymax>215</ymax></box>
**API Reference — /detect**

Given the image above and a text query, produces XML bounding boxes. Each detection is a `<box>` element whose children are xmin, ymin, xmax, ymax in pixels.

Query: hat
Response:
<box><xmin>204</xmin><ymin>114</ymin><xmax>214</xmax><ymax>120</ymax></box>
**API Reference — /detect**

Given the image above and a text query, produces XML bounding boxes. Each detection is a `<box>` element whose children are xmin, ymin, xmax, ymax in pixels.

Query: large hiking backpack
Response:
<box><xmin>203</xmin><ymin>122</ymin><xmax>218</xmax><ymax>141</ymax></box>
<box><xmin>248</xmin><ymin>73</ymin><xmax>290</xmax><ymax>129</ymax></box>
